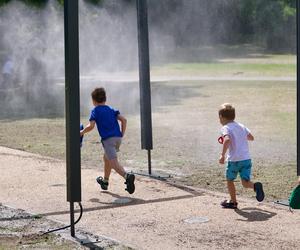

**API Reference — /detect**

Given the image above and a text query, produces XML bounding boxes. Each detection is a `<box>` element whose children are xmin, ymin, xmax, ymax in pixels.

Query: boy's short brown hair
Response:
<box><xmin>219</xmin><ymin>103</ymin><xmax>235</xmax><ymax>120</ymax></box>
<box><xmin>91</xmin><ymin>87</ymin><xmax>106</xmax><ymax>103</ymax></box>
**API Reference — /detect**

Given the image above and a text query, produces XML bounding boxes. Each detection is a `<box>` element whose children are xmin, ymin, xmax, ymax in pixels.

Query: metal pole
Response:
<box><xmin>297</xmin><ymin>0</ymin><xmax>300</xmax><ymax>176</ymax></box>
<box><xmin>148</xmin><ymin>150</ymin><xmax>152</xmax><ymax>175</ymax></box>
<box><xmin>64</xmin><ymin>0</ymin><xmax>81</xmax><ymax>236</ymax></box>
<box><xmin>70</xmin><ymin>202</ymin><xmax>75</xmax><ymax>237</ymax></box>
<box><xmin>136</xmin><ymin>0</ymin><xmax>153</xmax><ymax>174</ymax></box>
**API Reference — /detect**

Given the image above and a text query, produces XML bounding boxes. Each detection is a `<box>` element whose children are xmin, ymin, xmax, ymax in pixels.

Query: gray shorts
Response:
<box><xmin>102</xmin><ymin>137</ymin><xmax>122</xmax><ymax>160</ymax></box>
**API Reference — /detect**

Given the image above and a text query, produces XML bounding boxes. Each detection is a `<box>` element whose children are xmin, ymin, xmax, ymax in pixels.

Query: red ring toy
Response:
<box><xmin>218</xmin><ymin>136</ymin><xmax>224</xmax><ymax>144</ymax></box>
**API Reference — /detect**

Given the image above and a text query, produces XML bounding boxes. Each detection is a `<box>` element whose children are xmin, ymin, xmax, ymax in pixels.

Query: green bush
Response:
<box><xmin>0</xmin><ymin>0</ymin><xmax>10</xmax><ymax>7</ymax></box>
<box><xmin>22</xmin><ymin>0</ymin><xmax>48</xmax><ymax>7</ymax></box>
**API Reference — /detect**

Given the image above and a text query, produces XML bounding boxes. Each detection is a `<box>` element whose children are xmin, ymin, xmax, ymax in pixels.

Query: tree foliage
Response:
<box><xmin>0</xmin><ymin>0</ymin><xmax>49</xmax><ymax>7</ymax></box>
<box><xmin>238</xmin><ymin>0</ymin><xmax>296</xmax><ymax>51</ymax></box>
<box><xmin>0</xmin><ymin>0</ymin><xmax>296</xmax><ymax>52</ymax></box>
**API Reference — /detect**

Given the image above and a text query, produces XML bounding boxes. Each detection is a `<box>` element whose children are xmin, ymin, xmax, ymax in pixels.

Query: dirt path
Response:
<box><xmin>1</xmin><ymin>146</ymin><xmax>300</xmax><ymax>249</ymax></box>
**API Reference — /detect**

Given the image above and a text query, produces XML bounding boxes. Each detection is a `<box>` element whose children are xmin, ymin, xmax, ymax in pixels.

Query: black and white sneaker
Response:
<box><xmin>125</xmin><ymin>173</ymin><xmax>135</xmax><ymax>194</ymax></box>
<box><xmin>254</xmin><ymin>182</ymin><xmax>265</xmax><ymax>202</ymax></box>
<box><xmin>96</xmin><ymin>176</ymin><xmax>109</xmax><ymax>191</ymax></box>
<box><xmin>221</xmin><ymin>200</ymin><xmax>238</xmax><ymax>209</ymax></box>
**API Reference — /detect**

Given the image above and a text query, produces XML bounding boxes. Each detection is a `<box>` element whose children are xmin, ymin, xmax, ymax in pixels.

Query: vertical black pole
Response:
<box><xmin>70</xmin><ymin>202</ymin><xmax>75</xmax><ymax>236</ymax></box>
<box><xmin>297</xmin><ymin>0</ymin><xmax>300</xmax><ymax>176</ymax></box>
<box><xmin>64</xmin><ymin>0</ymin><xmax>81</xmax><ymax>237</ymax></box>
<box><xmin>136</xmin><ymin>0</ymin><xmax>153</xmax><ymax>175</ymax></box>
<box><xmin>148</xmin><ymin>150</ymin><xmax>152</xmax><ymax>174</ymax></box>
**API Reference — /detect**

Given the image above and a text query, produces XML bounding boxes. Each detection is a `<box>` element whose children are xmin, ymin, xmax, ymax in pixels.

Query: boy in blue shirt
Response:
<box><xmin>80</xmin><ymin>87</ymin><xmax>135</xmax><ymax>194</ymax></box>
<box><xmin>218</xmin><ymin>103</ymin><xmax>264</xmax><ymax>209</ymax></box>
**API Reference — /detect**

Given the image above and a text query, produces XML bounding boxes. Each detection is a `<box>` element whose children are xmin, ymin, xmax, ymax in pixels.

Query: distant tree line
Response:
<box><xmin>146</xmin><ymin>0</ymin><xmax>296</xmax><ymax>52</ymax></box>
<box><xmin>0</xmin><ymin>0</ymin><xmax>297</xmax><ymax>52</ymax></box>
<box><xmin>0</xmin><ymin>0</ymin><xmax>102</xmax><ymax>6</ymax></box>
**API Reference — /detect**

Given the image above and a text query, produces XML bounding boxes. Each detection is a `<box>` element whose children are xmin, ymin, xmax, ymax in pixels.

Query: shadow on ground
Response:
<box><xmin>235</xmin><ymin>207</ymin><xmax>277</xmax><ymax>222</ymax></box>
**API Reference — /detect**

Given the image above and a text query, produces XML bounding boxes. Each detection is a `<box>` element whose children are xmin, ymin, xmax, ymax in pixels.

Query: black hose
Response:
<box><xmin>42</xmin><ymin>202</ymin><xmax>83</xmax><ymax>235</ymax></box>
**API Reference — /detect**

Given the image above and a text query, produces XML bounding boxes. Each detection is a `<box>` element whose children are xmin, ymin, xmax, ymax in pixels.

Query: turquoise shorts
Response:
<box><xmin>226</xmin><ymin>159</ymin><xmax>252</xmax><ymax>181</ymax></box>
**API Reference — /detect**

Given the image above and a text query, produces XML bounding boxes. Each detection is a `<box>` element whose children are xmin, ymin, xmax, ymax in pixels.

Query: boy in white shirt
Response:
<box><xmin>218</xmin><ymin>103</ymin><xmax>264</xmax><ymax>209</ymax></box>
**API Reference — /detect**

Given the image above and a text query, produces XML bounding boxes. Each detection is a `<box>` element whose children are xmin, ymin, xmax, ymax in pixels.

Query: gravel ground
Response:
<box><xmin>0</xmin><ymin>204</ymin><xmax>87</xmax><ymax>249</ymax></box>
<box><xmin>0</xmin><ymin>146</ymin><xmax>300</xmax><ymax>250</ymax></box>
<box><xmin>0</xmin><ymin>202</ymin><xmax>133</xmax><ymax>249</ymax></box>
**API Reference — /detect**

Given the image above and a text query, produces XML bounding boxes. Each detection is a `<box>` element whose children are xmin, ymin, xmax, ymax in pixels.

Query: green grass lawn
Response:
<box><xmin>0</xmin><ymin>78</ymin><xmax>297</xmax><ymax>201</ymax></box>
<box><xmin>154</xmin><ymin>63</ymin><xmax>295</xmax><ymax>77</ymax></box>
<box><xmin>152</xmin><ymin>54</ymin><xmax>296</xmax><ymax>77</ymax></box>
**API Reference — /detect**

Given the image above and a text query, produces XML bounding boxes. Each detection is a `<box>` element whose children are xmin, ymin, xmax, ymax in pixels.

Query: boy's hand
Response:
<box><xmin>247</xmin><ymin>133</ymin><xmax>254</xmax><ymax>141</ymax></box>
<box><xmin>80</xmin><ymin>130</ymin><xmax>84</xmax><ymax>137</ymax></box>
<box><xmin>219</xmin><ymin>155</ymin><xmax>225</xmax><ymax>164</ymax></box>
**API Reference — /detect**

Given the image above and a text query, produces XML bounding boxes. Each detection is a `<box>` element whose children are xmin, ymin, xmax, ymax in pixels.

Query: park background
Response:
<box><xmin>0</xmin><ymin>0</ymin><xmax>297</xmax><ymax>202</ymax></box>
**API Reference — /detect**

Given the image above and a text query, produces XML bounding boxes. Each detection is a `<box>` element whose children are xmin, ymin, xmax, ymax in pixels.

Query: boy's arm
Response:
<box><xmin>219</xmin><ymin>135</ymin><xmax>230</xmax><ymax>164</ymax></box>
<box><xmin>247</xmin><ymin>133</ymin><xmax>254</xmax><ymax>141</ymax></box>
<box><xmin>80</xmin><ymin>121</ymin><xmax>95</xmax><ymax>136</ymax></box>
<box><xmin>117</xmin><ymin>114</ymin><xmax>127</xmax><ymax>136</ymax></box>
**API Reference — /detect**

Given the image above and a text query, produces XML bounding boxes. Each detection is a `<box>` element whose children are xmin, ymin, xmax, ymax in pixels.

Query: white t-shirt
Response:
<box><xmin>221</xmin><ymin>121</ymin><xmax>251</xmax><ymax>162</ymax></box>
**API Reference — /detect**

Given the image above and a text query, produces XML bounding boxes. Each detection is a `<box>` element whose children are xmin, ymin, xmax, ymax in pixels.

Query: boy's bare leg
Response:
<box><xmin>103</xmin><ymin>155</ymin><xmax>112</xmax><ymax>180</ymax></box>
<box><xmin>227</xmin><ymin>180</ymin><xmax>237</xmax><ymax>203</ymax></box>
<box><xmin>241</xmin><ymin>179</ymin><xmax>254</xmax><ymax>189</ymax></box>
<box><xmin>108</xmin><ymin>158</ymin><xmax>126</xmax><ymax>178</ymax></box>
<box><xmin>107</xmin><ymin>157</ymin><xmax>135</xmax><ymax>194</ymax></box>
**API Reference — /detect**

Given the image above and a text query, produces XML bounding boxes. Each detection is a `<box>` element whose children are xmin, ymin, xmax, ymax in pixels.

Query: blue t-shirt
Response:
<box><xmin>89</xmin><ymin>105</ymin><xmax>122</xmax><ymax>140</ymax></box>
